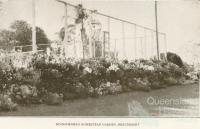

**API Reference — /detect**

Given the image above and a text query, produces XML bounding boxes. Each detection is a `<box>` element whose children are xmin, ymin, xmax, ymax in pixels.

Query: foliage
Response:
<box><xmin>36</xmin><ymin>27</ymin><xmax>50</xmax><ymax>45</ymax></box>
<box><xmin>0</xmin><ymin>51</ymin><xmax>192</xmax><ymax>112</ymax></box>
<box><xmin>0</xmin><ymin>20</ymin><xmax>50</xmax><ymax>51</ymax></box>
<box><xmin>10</xmin><ymin>20</ymin><xmax>32</xmax><ymax>45</ymax></box>
<box><xmin>0</xmin><ymin>94</ymin><xmax>18</xmax><ymax>111</ymax></box>
<box><xmin>11</xmin><ymin>20</ymin><xmax>50</xmax><ymax>45</ymax></box>
<box><xmin>75</xmin><ymin>4</ymin><xmax>88</xmax><ymax>24</ymax></box>
<box><xmin>167</xmin><ymin>52</ymin><xmax>183</xmax><ymax>67</ymax></box>
<box><xmin>44</xmin><ymin>92</ymin><xmax>63</xmax><ymax>105</ymax></box>
<box><xmin>0</xmin><ymin>29</ymin><xmax>15</xmax><ymax>50</ymax></box>
<box><xmin>59</xmin><ymin>27</ymin><xmax>65</xmax><ymax>41</ymax></box>
<box><xmin>30</xmin><ymin>53</ymin><xmax>186</xmax><ymax>97</ymax></box>
<box><xmin>0</xmin><ymin>61</ymin><xmax>16</xmax><ymax>91</ymax></box>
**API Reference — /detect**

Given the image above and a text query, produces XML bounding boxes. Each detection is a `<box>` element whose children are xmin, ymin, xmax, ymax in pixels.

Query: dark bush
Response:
<box><xmin>167</xmin><ymin>52</ymin><xmax>183</xmax><ymax>67</ymax></box>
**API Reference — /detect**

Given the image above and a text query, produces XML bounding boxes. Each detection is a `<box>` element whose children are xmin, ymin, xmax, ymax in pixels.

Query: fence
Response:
<box><xmin>14</xmin><ymin>44</ymin><xmax>50</xmax><ymax>53</ymax></box>
<box><xmin>57</xmin><ymin>0</ymin><xmax>167</xmax><ymax>60</ymax></box>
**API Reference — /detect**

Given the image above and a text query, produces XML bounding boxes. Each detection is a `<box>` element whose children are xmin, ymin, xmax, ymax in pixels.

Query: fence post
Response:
<box><xmin>103</xmin><ymin>32</ymin><xmax>106</xmax><ymax>58</ymax></box>
<box><xmin>107</xmin><ymin>17</ymin><xmax>110</xmax><ymax>57</ymax></box>
<box><xmin>151</xmin><ymin>31</ymin><xmax>154</xmax><ymax>58</ymax></box>
<box><xmin>73</xmin><ymin>40</ymin><xmax>77</xmax><ymax>58</ymax></box>
<box><xmin>122</xmin><ymin>22</ymin><xmax>126</xmax><ymax>59</ymax></box>
<box><xmin>164</xmin><ymin>33</ymin><xmax>167</xmax><ymax>56</ymax></box>
<box><xmin>93</xmin><ymin>41</ymin><xmax>96</xmax><ymax>58</ymax></box>
<box><xmin>155</xmin><ymin>1</ymin><xmax>160</xmax><ymax>60</ymax></box>
<box><xmin>102</xmin><ymin>39</ymin><xmax>104</xmax><ymax>58</ymax></box>
<box><xmin>134</xmin><ymin>25</ymin><xmax>137</xmax><ymax>59</ymax></box>
<box><xmin>144</xmin><ymin>28</ymin><xmax>147</xmax><ymax>59</ymax></box>
<box><xmin>89</xmin><ymin>36</ymin><xmax>93</xmax><ymax>58</ymax></box>
<box><xmin>114</xmin><ymin>39</ymin><xmax>117</xmax><ymax>59</ymax></box>
<box><xmin>198</xmin><ymin>72</ymin><xmax>200</xmax><ymax>117</ymax></box>
<box><xmin>140</xmin><ymin>37</ymin><xmax>143</xmax><ymax>59</ymax></box>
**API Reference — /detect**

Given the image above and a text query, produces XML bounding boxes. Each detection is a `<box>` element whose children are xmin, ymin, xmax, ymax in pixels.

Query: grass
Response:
<box><xmin>0</xmin><ymin>83</ymin><xmax>199</xmax><ymax>116</ymax></box>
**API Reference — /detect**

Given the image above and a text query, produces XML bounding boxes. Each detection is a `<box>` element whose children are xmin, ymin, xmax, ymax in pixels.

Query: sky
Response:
<box><xmin>0</xmin><ymin>0</ymin><xmax>200</xmax><ymax>63</ymax></box>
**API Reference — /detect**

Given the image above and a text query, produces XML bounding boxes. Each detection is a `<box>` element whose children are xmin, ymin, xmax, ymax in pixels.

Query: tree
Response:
<box><xmin>0</xmin><ymin>29</ymin><xmax>15</xmax><ymax>50</ymax></box>
<box><xmin>167</xmin><ymin>52</ymin><xmax>183</xmax><ymax>67</ymax></box>
<box><xmin>0</xmin><ymin>29</ymin><xmax>15</xmax><ymax>44</ymax></box>
<box><xmin>36</xmin><ymin>27</ymin><xmax>50</xmax><ymax>44</ymax></box>
<box><xmin>10</xmin><ymin>20</ymin><xmax>32</xmax><ymax>45</ymax></box>
<box><xmin>0</xmin><ymin>20</ymin><xmax>50</xmax><ymax>51</ymax></box>
<box><xmin>10</xmin><ymin>20</ymin><xmax>50</xmax><ymax>46</ymax></box>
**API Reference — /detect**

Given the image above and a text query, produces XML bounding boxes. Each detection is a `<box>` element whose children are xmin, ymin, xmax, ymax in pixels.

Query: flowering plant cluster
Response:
<box><xmin>0</xmin><ymin>50</ymin><xmax>192</xmax><ymax>112</ymax></box>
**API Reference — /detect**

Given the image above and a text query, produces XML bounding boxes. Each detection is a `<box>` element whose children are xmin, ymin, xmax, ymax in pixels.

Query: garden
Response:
<box><xmin>0</xmin><ymin>3</ymin><xmax>197</xmax><ymax>113</ymax></box>
<box><xmin>0</xmin><ymin>48</ymin><xmax>197</xmax><ymax>112</ymax></box>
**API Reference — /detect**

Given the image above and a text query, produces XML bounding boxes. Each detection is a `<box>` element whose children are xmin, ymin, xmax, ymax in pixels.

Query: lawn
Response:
<box><xmin>0</xmin><ymin>83</ymin><xmax>198</xmax><ymax>116</ymax></box>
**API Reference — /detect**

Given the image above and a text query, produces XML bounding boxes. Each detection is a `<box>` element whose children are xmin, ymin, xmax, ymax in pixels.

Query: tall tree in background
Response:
<box><xmin>0</xmin><ymin>29</ymin><xmax>15</xmax><ymax>50</ymax></box>
<box><xmin>10</xmin><ymin>20</ymin><xmax>32</xmax><ymax>45</ymax></box>
<box><xmin>0</xmin><ymin>20</ymin><xmax>50</xmax><ymax>51</ymax></box>
<box><xmin>36</xmin><ymin>27</ymin><xmax>50</xmax><ymax>44</ymax></box>
<box><xmin>0</xmin><ymin>29</ymin><xmax>15</xmax><ymax>44</ymax></box>
<box><xmin>10</xmin><ymin>20</ymin><xmax>50</xmax><ymax>46</ymax></box>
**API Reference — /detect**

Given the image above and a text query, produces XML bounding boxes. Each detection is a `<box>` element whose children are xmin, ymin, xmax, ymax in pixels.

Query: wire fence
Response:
<box><xmin>14</xmin><ymin>44</ymin><xmax>50</xmax><ymax>53</ymax></box>
<box><xmin>12</xmin><ymin>0</ymin><xmax>167</xmax><ymax>61</ymax></box>
<box><xmin>57</xmin><ymin>0</ymin><xmax>167</xmax><ymax>60</ymax></box>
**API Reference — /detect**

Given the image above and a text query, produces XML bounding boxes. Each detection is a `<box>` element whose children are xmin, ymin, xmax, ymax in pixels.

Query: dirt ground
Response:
<box><xmin>0</xmin><ymin>83</ymin><xmax>199</xmax><ymax>116</ymax></box>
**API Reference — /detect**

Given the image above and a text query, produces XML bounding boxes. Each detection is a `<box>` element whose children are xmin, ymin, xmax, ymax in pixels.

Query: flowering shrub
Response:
<box><xmin>0</xmin><ymin>94</ymin><xmax>18</xmax><ymax>111</ymax></box>
<box><xmin>44</xmin><ymin>92</ymin><xmax>63</xmax><ymax>105</ymax></box>
<box><xmin>0</xmin><ymin>61</ymin><xmax>16</xmax><ymax>92</ymax></box>
<box><xmin>0</xmin><ymin>50</ymin><xmax>192</xmax><ymax>112</ymax></box>
<box><xmin>187</xmin><ymin>71</ymin><xmax>198</xmax><ymax>81</ymax></box>
<box><xmin>14</xmin><ymin>68</ymin><xmax>41</xmax><ymax>85</ymax></box>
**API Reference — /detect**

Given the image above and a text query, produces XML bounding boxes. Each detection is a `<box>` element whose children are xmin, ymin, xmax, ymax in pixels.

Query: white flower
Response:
<box><xmin>147</xmin><ymin>66</ymin><xmax>155</xmax><ymax>71</ymax></box>
<box><xmin>140</xmin><ymin>64</ymin><xmax>155</xmax><ymax>71</ymax></box>
<box><xmin>106</xmin><ymin>82</ymin><xmax>111</xmax><ymax>87</ymax></box>
<box><xmin>88</xmin><ymin>86</ymin><xmax>94</xmax><ymax>93</ymax></box>
<box><xmin>187</xmin><ymin>72</ymin><xmax>198</xmax><ymax>80</ymax></box>
<box><xmin>84</xmin><ymin>67</ymin><xmax>92</xmax><ymax>73</ymax></box>
<box><xmin>46</xmin><ymin>47</ymin><xmax>51</xmax><ymax>56</ymax></box>
<box><xmin>20</xmin><ymin>85</ymin><xmax>32</xmax><ymax>97</ymax></box>
<box><xmin>107</xmin><ymin>64</ymin><xmax>119</xmax><ymax>72</ymax></box>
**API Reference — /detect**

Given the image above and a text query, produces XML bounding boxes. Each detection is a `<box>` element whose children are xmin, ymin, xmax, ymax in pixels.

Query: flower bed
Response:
<box><xmin>0</xmin><ymin>51</ymin><xmax>193</xmax><ymax>111</ymax></box>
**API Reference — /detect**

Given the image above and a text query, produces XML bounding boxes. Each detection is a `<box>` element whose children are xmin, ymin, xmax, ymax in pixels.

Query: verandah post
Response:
<box><xmin>64</xmin><ymin>3</ymin><xmax>68</xmax><ymax>57</ymax></box>
<box><xmin>32</xmin><ymin>0</ymin><xmax>37</xmax><ymax>52</ymax></box>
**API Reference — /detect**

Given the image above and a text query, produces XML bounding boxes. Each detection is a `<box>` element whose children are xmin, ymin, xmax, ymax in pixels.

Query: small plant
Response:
<box><xmin>0</xmin><ymin>94</ymin><xmax>18</xmax><ymax>111</ymax></box>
